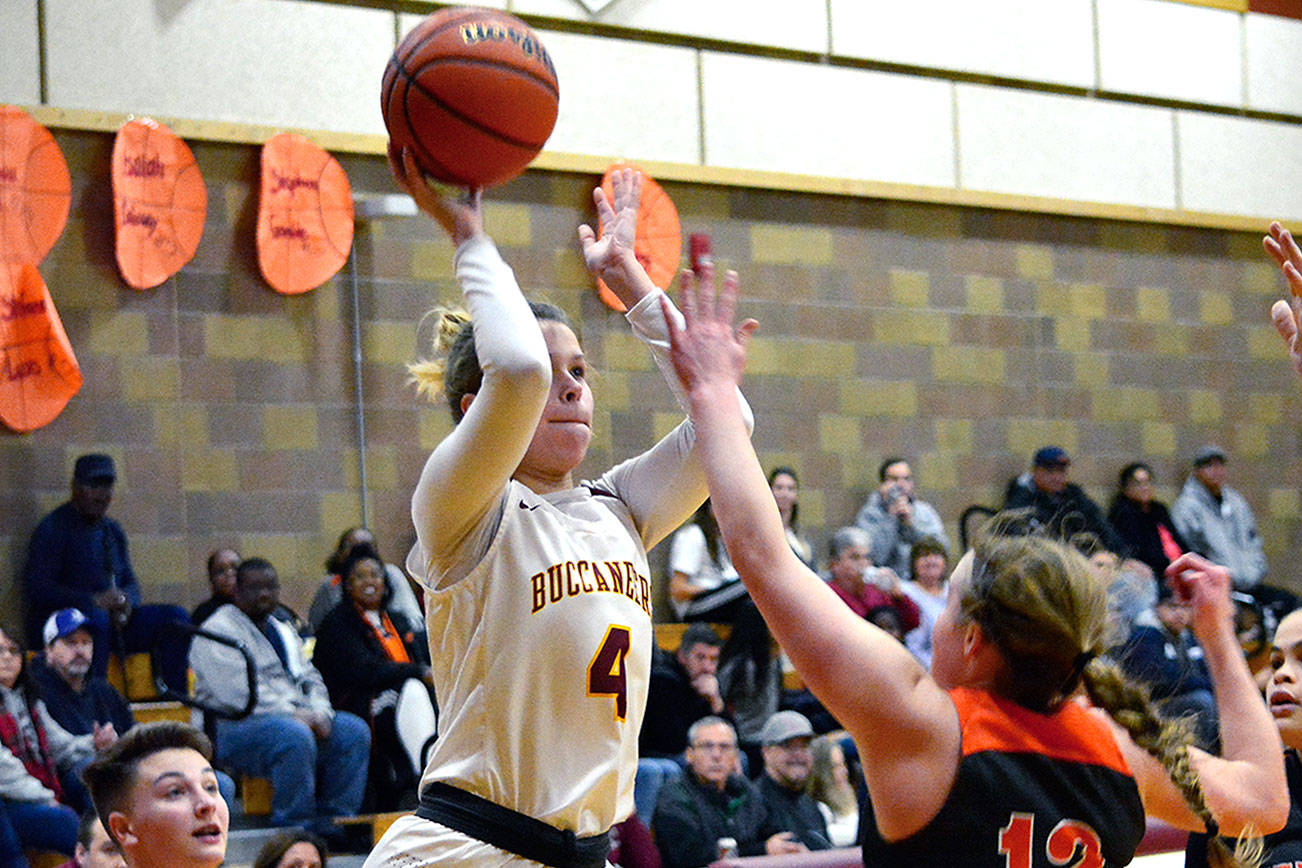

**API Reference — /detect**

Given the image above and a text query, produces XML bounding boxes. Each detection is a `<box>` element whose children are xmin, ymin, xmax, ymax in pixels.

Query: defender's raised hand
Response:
<box><xmin>663</xmin><ymin>263</ymin><xmax>756</xmax><ymax>398</ymax></box>
<box><xmin>1265</xmin><ymin>222</ymin><xmax>1302</xmax><ymax>377</ymax></box>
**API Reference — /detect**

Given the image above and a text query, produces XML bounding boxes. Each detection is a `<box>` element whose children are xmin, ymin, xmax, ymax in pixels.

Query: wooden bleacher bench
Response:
<box><xmin>652</xmin><ymin>622</ymin><xmax>730</xmax><ymax>652</ymax></box>
<box><xmin>335</xmin><ymin>811</ymin><xmax>409</xmax><ymax>845</ymax></box>
<box><xmin>26</xmin><ymin>851</ymin><xmax>66</xmax><ymax>868</ymax></box>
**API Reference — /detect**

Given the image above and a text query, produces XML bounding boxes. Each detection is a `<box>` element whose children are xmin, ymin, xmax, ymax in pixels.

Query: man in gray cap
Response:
<box><xmin>22</xmin><ymin>454</ymin><xmax>190</xmax><ymax>693</ymax></box>
<box><xmin>754</xmin><ymin>710</ymin><xmax>832</xmax><ymax>851</ymax></box>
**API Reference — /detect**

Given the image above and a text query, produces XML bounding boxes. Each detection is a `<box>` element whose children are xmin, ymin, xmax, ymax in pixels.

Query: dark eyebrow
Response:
<box><xmin>152</xmin><ymin>767</ymin><xmax>215</xmax><ymax>786</ymax></box>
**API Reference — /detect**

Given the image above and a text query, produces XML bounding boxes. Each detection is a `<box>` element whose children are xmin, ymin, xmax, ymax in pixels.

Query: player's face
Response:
<box><xmin>1267</xmin><ymin>611</ymin><xmax>1302</xmax><ymax>750</ymax></box>
<box><xmin>77</xmin><ymin>817</ymin><xmax>126</xmax><ymax>868</ymax></box>
<box><xmin>517</xmin><ymin>321</ymin><xmax>593</xmax><ymax>487</ymax></box>
<box><xmin>929</xmin><ymin>554</ymin><xmax>973</xmax><ymax>689</ymax></box>
<box><xmin>111</xmin><ymin>747</ymin><xmax>228</xmax><ymax>868</ymax></box>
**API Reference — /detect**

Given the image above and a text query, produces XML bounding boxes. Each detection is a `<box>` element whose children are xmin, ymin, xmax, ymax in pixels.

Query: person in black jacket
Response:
<box><xmin>1004</xmin><ymin>446</ymin><xmax>1126</xmax><ymax>554</ymax></box>
<box><xmin>311</xmin><ymin>544</ymin><xmax>433</xmax><ymax>810</ymax></box>
<box><xmin>1107</xmin><ymin>462</ymin><xmax>1188</xmax><ymax>580</ymax></box>
<box><xmin>753</xmin><ymin>711</ymin><xmax>831</xmax><ymax>852</ymax></box>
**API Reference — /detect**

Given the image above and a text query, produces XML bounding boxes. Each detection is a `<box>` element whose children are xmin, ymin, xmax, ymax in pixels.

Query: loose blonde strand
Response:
<box><xmin>407</xmin><ymin>308</ymin><xmax>471</xmax><ymax>404</ymax></box>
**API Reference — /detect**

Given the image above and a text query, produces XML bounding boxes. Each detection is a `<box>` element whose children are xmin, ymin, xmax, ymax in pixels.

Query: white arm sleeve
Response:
<box><xmin>410</xmin><ymin>235</ymin><xmax>551</xmax><ymax>588</ymax></box>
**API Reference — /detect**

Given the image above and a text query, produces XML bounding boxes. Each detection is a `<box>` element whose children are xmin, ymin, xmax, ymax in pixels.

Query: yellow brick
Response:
<box><xmin>652</xmin><ymin>412</ymin><xmax>681</xmax><ymax>442</ymax></box>
<box><xmin>667</xmin><ymin>186</ymin><xmax>731</xmax><ymax>220</ymax></box>
<box><xmin>482</xmin><ymin>203</ymin><xmax>532</xmax><ymax>247</ymax></box>
<box><xmin>750</xmin><ymin>224</ymin><xmax>833</xmax><ymax>266</ymax></box>
<box><xmin>1054</xmin><ymin>317</ymin><xmax>1091</xmax><ymax>352</ymax></box>
<box><xmin>340</xmin><ymin>447</ymin><xmax>361</xmax><ymax>489</ymax></box>
<box><xmin>1141</xmin><ymin>422</ymin><xmax>1177</xmax><ymax>457</ymax></box>
<box><xmin>964</xmin><ymin>276</ymin><xmax>1004</xmax><ymax>313</ymax></box>
<box><xmin>1247</xmin><ymin>326</ymin><xmax>1284</xmax><ymax>360</ymax></box>
<box><xmin>1007</xmin><ymin>422</ymin><xmax>1078</xmax><ymax>459</ymax></box>
<box><xmin>1198</xmin><ymin>291</ymin><xmax>1233</xmax><ymax>325</ymax></box>
<box><xmin>553</xmin><ymin>249</ymin><xmax>593</xmax><ymax>289</ymax></box>
<box><xmin>364</xmin><ymin>445</ymin><xmax>399</xmax><ymax>491</ymax></box>
<box><xmin>154</xmin><ymin>404</ymin><xmax>208</xmax><ymax>447</ymax></box>
<box><xmin>122</xmin><ymin>357</ymin><xmax>179</xmax><ymax>402</ymax></box>
<box><xmin>1188</xmin><ymin>390</ymin><xmax>1222</xmax><ymax>423</ymax></box>
<box><xmin>839</xmin><ymin>381</ymin><xmax>917</xmax><ymax>417</ymax></box>
<box><xmin>263</xmin><ymin>405</ymin><xmax>319</xmax><ymax>451</ymax></box>
<box><xmin>918</xmin><ymin>452</ymin><xmax>958</xmax><ymax>490</ymax></box>
<box><xmin>872</xmin><ymin>310</ymin><xmax>949</xmax><ymax>346</ymax></box>
<box><xmin>88</xmin><ymin>311</ymin><xmax>149</xmax><ymax>356</ymax></box>
<box><xmin>934</xmin><ymin>419</ymin><xmax>973</xmax><ymax>454</ymax></box>
<box><xmin>1233</xmin><ymin>424</ymin><xmax>1268</xmax><ymax>459</ymax></box>
<box><xmin>237</xmin><ymin>535</ymin><xmax>311</xmax><ymax>581</ymax></box>
<box><xmin>1135</xmin><ymin>287</ymin><xmax>1171</xmax><ymax>323</ymax></box>
<box><xmin>417</xmin><ymin>406</ymin><xmax>453</xmax><ymax>451</ymax></box>
<box><xmin>1015</xmin><ymin>245</ymin><xmax>1054</xmax><ymax>280</ymax></box>
<box><xmin>1037</xmin><ymin>283</ymin><xmax>1106</xmax><ymax>319</ymax></box>
<box><xmin>1074</xmin><ymin>354</ymin><xmax>1108</xmax><ymax>388</ymax></box>
<box><xmin>1269</xmin><ymin>488</ymin><xmax>1301</xmax><ymax>519</ymax></box>
<box><xmin>932</xmin><ymin>346</ymin><xmax>1005</xmax><ymax>384</ymax></box>
<box><xmin>410</xmin><ymin>238</ymin><xmax>456</xmax><ymax>282</ymax></box>
<box><xmin>602</xmin><ymin>332</ymin><xmax>654</xmax><ymax>372</ymax></box>
<box><xmin>312</xmin><ymin>281</ymin><xmax>341</xmax><ymax>321</ymax></box>
<box><xmin>132</xmin><ymin>538</ymin><xmax>187</xmax><ymax>589</ymax></box>
<box><xmin>204</xmin><ymin>316</ymin><xmax>310</xmax><ymax>363</ymax></box>
<box><xmin>819</xmin><ymin>415</ymin><xmax>860</xmax><ymax>454</ymax></box>
<box><xmin>589</xmin><ymin>409</ymin><xmax>612</xmax><ymax>454</ymax></box>
<box><xmin>594</xmin><ymin>369</ymin><xmax>630</xmax><ymax>412</ymax></box>
<box><xmin>778</xmin><ymin>341</ymin><xmax>855</xmax><ymax>377</ymax></box>
<box><xmin>319</xmin><ymin>492</ymin><xmax>361</xmax><ymax>539</ymax></box>
<box><xmin>890</xmin><ymin>270</ymin><xmax>930</xmax><ymax>307</ymax></box>
<box><xmin>1243</xmin><ymin>261</ymin><xmax>1282</xmax><ymax>295</ymax></box>
<box><xmin>1249</xmin><ymin>394</ymin><xmax>1283</xmax><ymax>425</ymax></box>
<box><xmin>363</xmin><ymin>321</ymin><xmax>417</xmax><ymax>366</ymax></box>
<box><xmin>182</xmin><ymin>449</ymin><xmax>239</xmax><ymax>492</ymax></box>
<box><xmin>798</xmin><ymin>489</ymin><xmax>825</xmax><ymax>529</ymax></box>
<box><xmin>1091</xmin><ymin>386</ymin><xmax>1161</xmax><ymax>422</ymax></box>
<box><xmin>1152</xmin><ymin>328</ymin><xmax>1189</xmax><ymax>357</ymax></box>
<box><xmin>742</xmin><ymin>337</ymin><xmax>780</xmax><ymax>375</ymax></box>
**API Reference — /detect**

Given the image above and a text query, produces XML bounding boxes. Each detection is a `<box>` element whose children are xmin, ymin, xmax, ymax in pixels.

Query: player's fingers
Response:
<box><xmin>735</xmin><ymin>317</ymin><xmax>759</xmax><ymax>353</ymax></box>
<box><xmin>1272</xmin><ymin>299</ymin><xmax>1298</xmax><ymax>344</ymax></box>
<box><xmin>1285</xmin><ymin>262</ymin><xmax>1302</xmax><ymax>299</ymax></box>
<box><xmin>717</xmin><ymin>270</ymin><xmax>740</xmax><ymax>327</ymax></box>
<box><xmin>677</xmin><ymin>268</ymin><xmax>698</xmax><ymax>325</ymax></box>
<box><xmin>592</xmin><ymin>186</ymin><xmax>615</xmax><ymax>226</ymax></box>
<box><xmin>695</xmin><ymin>261</ymin><xmax>717</xmax><ymax>319</ymax></box>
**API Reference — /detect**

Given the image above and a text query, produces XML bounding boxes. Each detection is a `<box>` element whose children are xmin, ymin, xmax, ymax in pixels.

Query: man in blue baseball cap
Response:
<box><xmin>1003</xmin><ymin>446</ymin><xmax>1126</xmax><ymax>553</ymax></box>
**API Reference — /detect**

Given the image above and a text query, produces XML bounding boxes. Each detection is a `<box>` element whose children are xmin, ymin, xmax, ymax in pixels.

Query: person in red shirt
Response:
<box><xmin>825</xmin><ymin>527</ymin><xmax>919</xmax><ymax>632</ymax></box>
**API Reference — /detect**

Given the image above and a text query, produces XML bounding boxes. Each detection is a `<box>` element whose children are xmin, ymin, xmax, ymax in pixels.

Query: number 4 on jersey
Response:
<box><xmin>999</xmin><ymin>812</ymin><xmax>1104</xmax><ymax>868</ymax></box>
<box><xmin>588</xmin><ymin>625</ymin><xmax>631</xmax><ymax>721</ymax></box>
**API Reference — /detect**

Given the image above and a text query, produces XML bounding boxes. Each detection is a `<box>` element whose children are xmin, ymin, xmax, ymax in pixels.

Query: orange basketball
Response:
<box><xmin>382</xmin><ymin>7</ymin><xmax>559</xmax><ymax>188</ymax></box>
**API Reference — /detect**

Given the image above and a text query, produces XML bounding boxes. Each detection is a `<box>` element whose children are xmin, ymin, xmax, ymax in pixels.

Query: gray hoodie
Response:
<box><xmin>1171</xmin><ymin>477</ymin><xmax>1267</xmax><ymax>590</ymax></box>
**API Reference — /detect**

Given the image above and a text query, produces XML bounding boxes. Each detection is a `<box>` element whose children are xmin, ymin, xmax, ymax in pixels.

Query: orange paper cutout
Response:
<box><xmin>596</xmin><ymin>163</ymin><xmax>682</xmax><ymax>313</ymax></box>
<box><xmin>112</xmin><ymin>117</ymin><xmax>207</xmax><ymax>290</ymax></box>
<box><xmin>0</xmin><ymin>106</ymin><xmax>71</xmax><ymax>266</ymax></box>
<box><xmin>257</xmin><ymin>133</ymin><xmax>354</xmax><ymax>295</ymax></box>
<box><xmin>0</xmin><ymin>263</ymin><xmax>81</xmax><ymax>432</ymax></box>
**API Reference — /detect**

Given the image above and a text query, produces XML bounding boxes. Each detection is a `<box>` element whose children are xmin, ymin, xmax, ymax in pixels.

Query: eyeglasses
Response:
<box><xmin>0</xmin><ymin>645</ymin><xmax>21</xmax><ymax>658</ymax></box>
<box><xmin>691</xmin><ymin>741</ymin><xmax>736</xmax><ymax>753</ymax></box>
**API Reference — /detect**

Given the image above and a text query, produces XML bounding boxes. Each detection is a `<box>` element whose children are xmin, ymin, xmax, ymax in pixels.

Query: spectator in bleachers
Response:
<box><xmin>1103</xmin><ymin>559</ymin><xmax>1158</xmax><ymax>648</ymax></box>
<box><xmin>717</xmin><ymin>605</ymin><xmax>782</xmax><ymax>774</ymax></box>
<box><xmin>22</xmin><ymin>454</ymin><xmax>191</xmax><ymax>695</ymax></box>
<box><xmin>190</xmin><ymin>549</ymin><xmax>240</xmax><ymax>627</ymax></box>
<box><xmin>668</xmin><ymin>501</ymin><xmax>749</xmax><ymax>624</ymax></box>
<box><xmin>1003</xmin><ymin>446</ymin><xmax>1126</xmax><ymax>554</ymax></box>
<box><xmin>0</xmin><ymin>801</ymin><xmax>22</xmax><ymax>868</ymax></box>
<box><xmin>825</xmin><ymin>527</ymin><xmax>919</xmax><ymax>633</ymax></box>
<box><xmin>1172</xmin><ymin>445</ymin><xmax>1298</xmax><ymax>620</ymax></box>
<box><xmin>768</xmin><ymin>467</ymin><xmax>814</xmax><ymax>569</ymax></box>
<box><xmin>853</xmin><ymin>458</ymin><xmax>949</xmax><ymax>580</ymax></box>
<box><xmin>1114</xmin><ymin>583</ymin><xmax>1218</xmax><ymax>750</ymax></box>
<box><xmin>30</xmin><ymin>609</ymin><xmax>131</xmax><ymax>746</ymax></box>
<box><xmin>251</xmin><ymin>828</ymin><xmax>328</xmax><ymax>868</ymax></box>
<box><xmin>306</xmin><ymin>528</ymin><xmax>424</xmax><ymax>639</ymax></box>
<box><xmin>609</xmin><ymin>812</ymin><xmax>661</xmax><ymax>868</ymax></box>
<box><xmin>55</xmin><ymin>809</ymin><xmax>126</xmax><ymax>868</ymax></box>
<box><xmin>651</xmin><ymin>717</ymin><xmax>800</xmax><ymax>867</ymax></box>
<box><xmin>0</xmin><ymin>624</ymin><xmax>92</xmax><ymax>858</ymax></box>
<box><xmin>753</xmin><ymin>711</ymin><xmax>830</xmax><ymax>852</ymax></box>
<box><xmin>806</xmin><ymin>736</ymin><xmax>859</xmax><ymax>847</ymax></box>
<box><xmin>899</xmin><ymin>536</ymin><xmax>949</xmax><ymax>669</ymax></box>
<box><xmin>189</xmin><ymin>558</ymin><xmax>370</xmax><ymax>837</ymax></box>
<box><xmin>311</xmin><ymin>543</ymin><xmax>434</xmax><ymax>811</ymax></box>
<box><xmin>1107</xmin><ymin>463</ymin><xmax>1187</xmax><ymax>581</ymax></box>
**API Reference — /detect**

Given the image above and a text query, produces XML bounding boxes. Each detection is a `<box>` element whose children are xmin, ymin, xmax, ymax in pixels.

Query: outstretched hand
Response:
<box><xmin>388</xmin><ymin>144</ymin><xmax>483</xmax><ymax>246</ymax></box>
<box><xmin>577</xmin><ymin>168</ymin><xmax>652</xmax><ymax>308</ymax></box>
<box><xmin>663</xmin><ymin>263</ymin><xmax>757</xmax><ymax>398</ymax></box>
<box><xmin>1264</xmin><ymin>221</ymin><xmax>1302</xmax><ymax>377</ymax></box>
<box><xmin>1165</xmin><ymin>552</ymin><xmax>1233</xmax><ymax>641</ymax></box>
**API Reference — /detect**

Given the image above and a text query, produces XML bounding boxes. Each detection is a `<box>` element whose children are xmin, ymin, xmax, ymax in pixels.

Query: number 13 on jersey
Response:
<box><xmin>588</xmin><ymin>625</ymin><xmax>631</xmax><ymax>721</ymax></box>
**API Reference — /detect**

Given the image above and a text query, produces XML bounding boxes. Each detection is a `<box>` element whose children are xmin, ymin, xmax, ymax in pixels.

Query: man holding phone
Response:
<box><xmin>853</xmin><ymin>457</ymin><xmax>949</xmax><ymax>580</ymax></box>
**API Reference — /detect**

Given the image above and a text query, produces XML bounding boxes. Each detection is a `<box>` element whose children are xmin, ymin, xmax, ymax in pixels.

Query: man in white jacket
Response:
<box><xmin>189</xmin><ymin>558</ymin><xmax>369</xmax><ymax>835</ymax></box>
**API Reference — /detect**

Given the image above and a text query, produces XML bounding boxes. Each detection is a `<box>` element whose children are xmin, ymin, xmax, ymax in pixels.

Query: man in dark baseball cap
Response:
<box><xmin>73</xmin><ymin>454</ymin><xmax>117</xmax><ymax>487</ymax></box>
<box><xmin>1004</xmin><ymin>446</ymin><xmax>1126</xmax><ymax>553</ymax></box>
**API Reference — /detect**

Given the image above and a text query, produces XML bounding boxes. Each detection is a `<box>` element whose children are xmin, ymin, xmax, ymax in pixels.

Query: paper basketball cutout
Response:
<box><xmin>112</xmin><ymin>117</ymin><xmax>208</xmax><ymax>290</ymax></box>
<box><xmin>257</xmin><ymin>133</ymin><xmax>354</xmax><ymax>295</ymax></box>
<box><xmin>595</xmin><ymin>163</ymin><xmax>681</xmax><ymax>313</ymax></box>
<box><xmin>0</xmin><ymin>263</ymin><xmax>81</xmax><ymax>432</ymax></box>
<box><xmin>0</xmin><ymin>106</ymin><xmax>71</xmax><ymax>266</ymax></box>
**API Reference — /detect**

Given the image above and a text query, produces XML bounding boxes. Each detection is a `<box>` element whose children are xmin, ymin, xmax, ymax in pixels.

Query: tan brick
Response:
<box><xmin>1074</xmin><ymin>354</ymin><xmax>1108</xmax><ymax>388</ymax></box>
<box><xmin>482</xmin><ymin>203</ymin><xmax>532</xmax><ymax>247</ymax></box>
<box><xmin>798</xmin><ymin>488</ymin><xmax>825</xmax><ymax>529</ymax></box>
<box><xmin>1135</xmin><ymin>287</ymin><xmax>1171</xmax><ymax>323</ymax></box>
<box><xmin>1269</xmin><ymin>488</ymin><xmax>1301</xmax><ymax>519</ymax></box>
<box><xmin>872</xmin><ymin>310</ymin><xmax>949</xmax><ymax>346</ymax></box>
<box><xmin>1015</xmin><ymin>245</ymin><xmax>1054</xmax><ymax>280</ymax></box>
<box><xmin>1188</xmin><ymin>390</ymin><xmax>1222</xmax><ymax>423</ymax></box>
<box><xmin>417</xmin><ymin>406</ymin><xmax>453</xmax><ymax>451</ymax></box>
<box><xmin>122</xmin><ymin>357</ymin><xmax>180</xmax><ymax>402</ymax></box>
<box><xmin>1198</xmin><ymin>291</ymin><xmax>1233</xmax><ymax>325</ymax></box>
<box><xmin>1007</xmin><ymin>422</ymin><xmax>1078</xmax><ymax>459</ymax></box>
<box><xmin>1091</xmin><ymin>386</ymin><xmax>1161</xmax><ymax>421</ymax></box>
<box><xmin>1054</xmin><ymin>317</ymin><xmax>1090</xmax><ymax>352</ymax></box>
<box><xmin>839</xmin><ymin>380</ymin><xmax>918</xmax><ymax>417</ymax></box>
<box><xmin>264</xmin><ymin>405</ymin><xmax>320</xmax><ymax>451</ymax></box>
<box><xmin>365</xmin><ymin>445</ymin><xmax>400</xmax><ymax>491</ymax></box>
<box><xmin>341</xmin><ymin>447</ymin><xmax>361</xmax><ymax>489</ymax></box>
<box><xmin>154</xmin><ymin>404</ymin><xmax>208</xmax><ymax>447</ymax></box>
<box><xmin>919</xmin><ymin>452</ymin><xmax>958</xmax><ymax>490</ymax></box>
<box><xmin>88</xmin><ymin>311</ymin><xmax>149</xmax><ymax>356</ymax></box>
<box><xmin>1249</xmin><ymin>394</ymin><xmax>1283</xmax><ymax>425</ymax></box>
<box><xmin>1141</xmin><ymin>421</ymin><xmax>1177</xmax><ymax>457</ymax></box>
<box><xmin>602</xmin><ymin>332</ymin><xmax>655</xmax><ymax>372</ymax></box>
<box><xmin>182</xmin><ymin>448</ymin><xmax>239</xmax><ymax>492</ymax></box>
<box><xmin>964</xmin><ymin>276</ymin><xmax>1005</xmax><ymax>313</ymax></box>
<box><xmin>934</xmin><ymin>419</ymin><xmax>973</xmax><ymax>454</ymax></box>
<box><xmin>411</xmin><ymin>238</ymin><xmax>456</xmax><ymax>282</ymax></box>
<box><xmin>320</xmin><ymin>491</ymin><xmax>362</xmax><ymax>537</ymax></box>
<box><xmin>890</xmin><ymin>270</ymin><xmax>930</xmax><ymax>307</ymax></box>
<box><xmin>553</xmin><ymin>249</ymin><xmax>593</xmax><ymax>289</ymax></box>
<box><xmin>1233</xmin><ymin>424</ymin><xmax>1268</xmax><ymax>459</ymax></box>
<box><xmin>363</xmin><ymin>321</ymin><xmax>417</xmax><ymax>366</ymax></box>
<box><xmin>204</xmin><ymin>316</ymin><xmax>310</xmax><ymax>363</ymax></box>
<box><xmin>132</xmin><ymin>538</ymin><xmax>188</xmax><ymax>589</ymax></box>
<box><xmin>1247</xmin><ymin>326</ymin><xmax>1284</xmax><ymax>360</ymax></box>
<box><xmin>1152</xmin><ymin>328</ymin><xmax>1189</xmax><ymax>357</ymax></box>
<box><xmin>750</xmin><ymin>224</ymin><xmax>833</xmax><ymax>266</ymax></box>
<box><xmin>1243</xmin><ymin>261</ymin><xmax>1282</xmax><ymax>295</ymax></box>
<box><xmin>819</xmin><ymin>415</ymin><xmax>860</xmax><ymax>454</ymax></box>
<box><xmin>742</xmin><ymin>337</ymin><xmax>780</xmax><ymax>376</ymax></box>
<box><xmin>594</xmin><ymin>369</ymin><xmax>630</xmax><ymax>413</ymax></box>
<box><xmin>589</xmin><ymin>409</ymin><xmax>612</xmax><ymax>454</ymax></box>
<box><xmin>778</xmin><ymin>341</ymin><xmax>855</xmax><ymax>377</ymax></box>
<box><xmin>653</xmin><ymin>411</ymin><xmax>681</xmax><ymax>442</ymax></box>
<box><xmin>932</xmin><ymin>346</ymin><xmax>1005</xmax><ymax>384</ymax></box>
<box><xmin>1038</xmin><ymin>283</ymin><xmax>1106</xmax><ymax>319</ymax></box>
<box><xmin>238</xmin><ymin>534</ymin><xmax>313</xmax><ymax>580</ymax></box>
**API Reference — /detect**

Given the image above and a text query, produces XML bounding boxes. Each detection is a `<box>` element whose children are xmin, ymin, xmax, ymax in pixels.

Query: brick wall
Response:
<box><xmin>3</xmin><ymin>131</ymin><xmax>1297</xmax><ymax>627</ymax></box>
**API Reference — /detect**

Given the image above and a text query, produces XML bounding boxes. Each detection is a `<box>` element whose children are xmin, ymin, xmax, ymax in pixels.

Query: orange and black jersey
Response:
<box><xmin>1186</xmin><ymin>749</ymin><xmax>1302</xmax><ymax>868</ymax></box>
<box><xmin>861</xmin><ymin>687</ymin><xmax>1145</xmax><ymax>867</ymax></box>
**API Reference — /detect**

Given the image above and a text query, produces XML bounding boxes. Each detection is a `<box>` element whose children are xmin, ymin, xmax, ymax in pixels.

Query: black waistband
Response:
<box><xmin>415</xmin><ymin>781</ymin><xmax>611</xmax><ymax>868</ymax></box>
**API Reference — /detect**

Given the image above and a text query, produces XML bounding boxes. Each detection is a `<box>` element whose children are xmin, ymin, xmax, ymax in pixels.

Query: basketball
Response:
<box><xmin>382</xmin><ymin>7</ymin><xmax>559</xmax><ymax>188</ymax></box>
